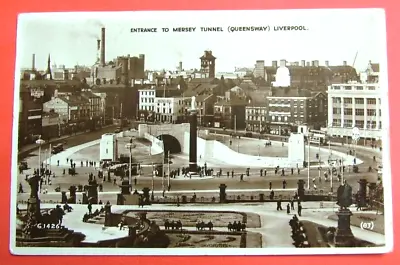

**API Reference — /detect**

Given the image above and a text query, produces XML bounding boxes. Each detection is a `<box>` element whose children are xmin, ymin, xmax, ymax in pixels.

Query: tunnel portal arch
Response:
<box><xmin>157</xmin><ymin>134</ymin><xmax>182</xmax><ymax>155</ymax></box>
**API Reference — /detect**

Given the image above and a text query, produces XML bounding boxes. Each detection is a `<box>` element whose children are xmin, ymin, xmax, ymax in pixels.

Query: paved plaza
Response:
<box><xmin>16</xmin><ymin>202</ymin><xmax>385</xmax><ymax>247</ymax></box>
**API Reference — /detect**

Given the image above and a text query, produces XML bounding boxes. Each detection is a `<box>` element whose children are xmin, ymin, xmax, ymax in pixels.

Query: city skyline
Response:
<box><xmin>16</xmin><ymin>9</ymin><xmax>386</xmax><ymax>73</ymax></box>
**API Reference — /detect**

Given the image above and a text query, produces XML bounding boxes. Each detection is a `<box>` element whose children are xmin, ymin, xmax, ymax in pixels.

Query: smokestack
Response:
<box><xmin>179</xmin><ymin>61</ymin><xmax>183</xmax><ymax>72</ymax></box>
<box><xmin>301</xmin><ymin>60</ymin><xmax>305</xmax><ymax>67</ymax></box>
<box><xmin>325</xmin><ymin>60</ymin><xmax>329</xmax><ymax>67</ymax></box>
<box><xmin>32</xmin><ymin>54</ymin><xmax>36</xmax><ymax>71</ymax></box>
<box><xmin>314</xmin><ymin>60</ymin><xmax>319</xmax><ymax>67</ymax></box>
<box><xmin>311</xmin><ymin>61</ymin><xmax>315</xmax><ymax>67</ymax></box>
<box><xmin>101</xmin><ymin>27</ymin><xmax>106</xmax><ymax>66</ymax></box>
<box><xmin>343</xmin><ymin>61</ymin><xmax>347</xmax><ymax>66</ymax></box>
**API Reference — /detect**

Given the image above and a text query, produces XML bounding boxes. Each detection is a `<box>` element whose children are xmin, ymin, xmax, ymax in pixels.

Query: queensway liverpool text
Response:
<box><xmin>130</xmin><ymin>25</ymin><xmax>308</xmax><ymax>33</ymax></box>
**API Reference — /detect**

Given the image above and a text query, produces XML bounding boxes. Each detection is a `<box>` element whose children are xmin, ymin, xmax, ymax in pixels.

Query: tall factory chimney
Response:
<box><xmin>100</xmin><ymin>27</ymin><xmax>106</xmax><ymax>66</ymax></box>
<box><xmin>32</xmin><ymin>54</ymin><xmax>36</xmax><ymax>71</ymax></box>
<box><xmin>179</xmin><ymin>61</ymin><xmax>183</xmax><ymax>72</ymax></box>
<box><xmin>97</xmin><ymin>39</ymin><xmax>101</xmax><ymax>63</ymax></box>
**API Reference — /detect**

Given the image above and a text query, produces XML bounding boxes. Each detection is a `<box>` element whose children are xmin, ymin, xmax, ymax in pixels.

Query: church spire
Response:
<box><xmin>46</xmin><ymin>54</ymin><xmax>53</xmax><ymax>80</ymax></box>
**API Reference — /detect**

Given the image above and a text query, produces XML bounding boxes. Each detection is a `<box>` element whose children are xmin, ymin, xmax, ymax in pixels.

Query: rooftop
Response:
<box><xmin>269</xmin><ymin>87</ymin><xmax>313</xmax><ymax>97</ymax></box>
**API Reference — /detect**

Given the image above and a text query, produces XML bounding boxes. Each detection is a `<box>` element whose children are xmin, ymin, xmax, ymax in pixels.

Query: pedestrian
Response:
<box><xmin>57</xmin><ymin>160</ymin><xmax>59</xmax><ymax>166</ymax></box>
<box><xmin>88</xmin><ymin>202</ymin><xmax>92</xmax><ymax>214</ymax></box>
<box><xmin>290</xmin><ymin>199</ymin><xmax>295</xmax><ymax>210</ymax></box>
<box><xmin>276</xmin><ymin>200</ymin><xmax>282</xmax><ymax>211</ymax></box>
<box><xmin>286</xmin><ymin>203</ymin><xmax>291</xmax><ymax>214</ymax></box>
<box><xmin>269</xmin><ymin>182</ymin><xmax>272</xmax><ymax>190</ymax></box>
<box><xmin>298</xmin><ymin>202</ymin><xmax>302</xmax><ymax>217</ymax></box>
<box><xmin>264</xmin><ymin>169</ymin><xmax>267</xmax><ymax>176</ymax></box>
<box><xmin>282</xmin><ymin>180</ymin><xmax>287</xmax><ymax>189</ymax></box>
<box><xmin>291</xmin><ymin>168</ymin><xmax>294</xmax><ymax>175</ymax></box>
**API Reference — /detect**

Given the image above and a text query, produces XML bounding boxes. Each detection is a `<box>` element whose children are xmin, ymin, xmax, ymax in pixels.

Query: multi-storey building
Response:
<box><xmin>138</xmin><ymin>88</ymin><xmax>156</xmax><ymax>112</ymax></box>
<box><xmin>327</xmin><ymin>82</ymin><xmax>382</xmax><ymax>142</ymax></box>
<box><xmin>154</xmin><ymin>96</ymin><xmax>191</xmax><ymax>123</ymax></box>
<box><xmin>266</xmin><ymin>87</ymin><xmax>327</xmax><ymax>135</ymax></box>
<box><xmin>19</xmin><ymin>85</ymin><xmax>44</xmax><ymax>145</ymax></box>
<box><xmin>213</xmin><ymin>97</ymin><xmax>247</xmax><ymax>130</ymax></box>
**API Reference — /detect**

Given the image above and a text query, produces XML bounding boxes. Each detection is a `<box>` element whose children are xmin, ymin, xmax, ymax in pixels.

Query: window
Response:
<box><xmin>333</xmin><ymin>108</ymin><xmax>341</xmax><ymax>114</ymax></box>
<box><xmin>272</xmin><ymin>116</ymin><xmax>275</xmax><ymax>121</ymax></box>
<box><xmin>332</xmin><ymin>86</ymin><xmax>340</xmax><ymax>90</ymax></box>
<box><xmin>284</xmin><ymin>116</ymin><xmax>288</xmax><ymax>121</ymax></box>
<box><xmin>355</xmin><ymin>120</ymin><xmax>364</xmax><ymax>128</ymax></box>
<box><xmin>355</xmin><ymin>109</ymin><xmax>364</xmax><ymax>115</ymax></box>
<box><xmin>278</xmin><ymin>116</ymin><xmax>281</xmax><ymax>121</ymax></box>
<box><xmin>344</xmin><ymin>108</ymin><xmax>353</xmax><ymax>115</ymax></box>
<box><xmin>333</xmin><ymin>97</ymin><xmax>341</xmax><ymax>104</ymax></box>
<box><xmin>367</xmin><ymin>109</ymin><xmax>376</xmax><ymax>116</ymax></box>
<box><xmin>356</xmin><ymin>86</ymin><xmax>364</xmax><ymax>90</ymax></box>
<box><xmin>332</xmin><ymin>119</ymin><xmax>341</xmax><ymax>126</ymax></box>
<box><xmin>368</xmin><ymin>86</ymin><xmax>376</xmax><ymax>91</ymax></box>
<box><xmin>344</xmin><ymin>86</ymin><xmax>352</xmax><ymax>90</ymax></box>
<box><xmin>344</xmin><ymin>98</ymin><xmax>353</xmax><ymax>104</ymax></box>
<box><xmin>367</xmin><ymin>98</ymin><xmax>376</xmax><ymax>105</ymax></box>
<box><xmin>355</xmin><ymin>98</ymin><xmax>364</xmax><ymax>104</ymax></box>
<box><xmin>344</xmin><ymin>119</ymin><xmax>353</xmax><ymax>127</ymax></box>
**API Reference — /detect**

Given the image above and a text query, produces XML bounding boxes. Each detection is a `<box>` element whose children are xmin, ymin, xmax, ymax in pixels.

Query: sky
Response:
<box><xmin>16</xmin><ymin>9</ymin><xmax>387</xmax><ymax>72</ymax></box>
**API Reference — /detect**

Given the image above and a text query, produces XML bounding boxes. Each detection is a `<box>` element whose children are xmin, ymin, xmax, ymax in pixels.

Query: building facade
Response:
<box><xmin>200</xmin><ymin>50</ymin><xmax>216</xmax><ymax>78</ymax></box>
<box><xmin>154</xmin><ymin>96</ymin><xmax>191</xmax><ymax>123</ymax></box>
<box><xmin>245</xmin><ymin>104</ymin><xmax>268</xmax><ymax>132</ymax></box>
<box><xmin>19</xmin><ymin>86</ymin><xmax>43</xmax><ymax>145</ymax></box>
<box><xmin>213</xmin><ymin>98</ymin><xmax>247</xmax><ymax>130</ymax></box>
<box><xmin>266</xmin><ymin>87</ymin><xmax>327</xmax><ymax>135</ymax></box>
<box><xmin>327</xmin><ymin>82</ymin><xmax>382</xmax><ymax>142</ymax></box>
<box><xmin>138</xmin><ymin>88</ymin><xmax>156</xmax><ymax>112</ymax></box>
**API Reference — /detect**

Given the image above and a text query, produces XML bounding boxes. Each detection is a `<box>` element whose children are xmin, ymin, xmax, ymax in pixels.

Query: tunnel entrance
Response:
<box><xmin>157</xmin><ymin>134</ymin><xmax>182</xmax><ymax>155</ymax></box>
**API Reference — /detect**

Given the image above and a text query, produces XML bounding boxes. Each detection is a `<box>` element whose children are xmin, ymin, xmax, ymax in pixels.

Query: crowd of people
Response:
<box><xmin>289</xmin><ymin>215</ymin><xmax>310</xmax><ymax>248</ymax></box>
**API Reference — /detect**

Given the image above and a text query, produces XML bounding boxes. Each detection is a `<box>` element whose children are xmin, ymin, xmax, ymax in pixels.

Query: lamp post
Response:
<box><xmin>36</xmin><ymin>136</ymin><xmax>45</xmax><ymax>192</ymax></box>
<box><xmin>167</xmin><ymin>150</ymin><xmax>171</xmax><ymax>190</ymax></box>
<box><xmin>151</xmin><ymin>163</ymin><xmax>155</xmax><ymax>200</ymax></box>
<box><xmin>307</xmin><ymin>134</ymin><xmax>311</xmax><ymax>190</ymax></box>
<box><xmin>48</xmin><ymin>144</ymin><xmax>52</xmax><ymax>173</ymax></box>
<box><xmin>125</xmin><ymin>142</ymin><xmax>133</xmax><ymax>192</ymax></box>
<box><xmin>330</xmin><ymin>160</ymin><xmax>333</xmax><ymax>192</ymax></box>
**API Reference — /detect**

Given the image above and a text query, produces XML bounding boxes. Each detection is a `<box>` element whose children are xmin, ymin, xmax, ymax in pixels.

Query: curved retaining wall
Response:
<box><xmin>143</xmin><ymin>133</ymin><xmax>164</xmax><ymax>156</ymax></box>
<box><xmin>183</xmin><ymin>132</ymin><xmax>361</xmax><ymax>168</ymax></box>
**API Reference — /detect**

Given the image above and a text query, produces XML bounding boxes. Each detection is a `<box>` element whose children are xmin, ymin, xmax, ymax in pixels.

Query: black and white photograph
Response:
<box><xmin>10</xmin><ymin>9</ymin><xmax>392</xmax><ymax>255</ymax></box>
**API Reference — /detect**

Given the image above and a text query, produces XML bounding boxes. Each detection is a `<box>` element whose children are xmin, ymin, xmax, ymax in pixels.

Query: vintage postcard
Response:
<box><xmin>10</xmin><ymin>9</ymin><xmax>392</xmax><ymax>255</ymax></box>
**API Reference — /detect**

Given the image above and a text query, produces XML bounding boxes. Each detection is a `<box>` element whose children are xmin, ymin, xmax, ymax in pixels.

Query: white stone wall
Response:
<box><xmin>288</xmin><ymin>133</ymin><xmax>305</xmax><ymax>165</ymax></box>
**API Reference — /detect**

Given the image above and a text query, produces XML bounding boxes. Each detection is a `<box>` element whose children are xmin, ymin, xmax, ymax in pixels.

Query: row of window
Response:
<box><xmin>331</xmin><ymin>85</ymin><xmax>377</xmax><ymax>91</ymax></box>
<box><xmin>141</xmin><ymin>98</ymin><xmax>155</xmax><ymax>103</ymax></box>
<box><xmin>332</xmin><ymin>97</ymin><xmax>379</xmax><ymax>105</ymax></box>
<box><xmin>333</xmin><ymin>108</ymin><xmax>380</xmax><ymax>116</ymax></box>
<box><xmin>140</xmin><ymin>91</ymin><xmax>155</xmax><ymax>96</ymax></box>
<box><xmin>331</xmin><ymin>119</ymin><xmax>382</xmax><ymax>129</ymax></box>
<box><xmin>140</xmin><ymin>106</ymin><xmax>155</xmax><ymax>111</ymax></box>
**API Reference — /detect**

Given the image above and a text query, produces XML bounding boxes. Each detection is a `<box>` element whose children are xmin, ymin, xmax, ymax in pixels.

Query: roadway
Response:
<box><xmin>16</xmin><ymin>127</ymin><xmax>380</xmax><ymax>204</ymax></box>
